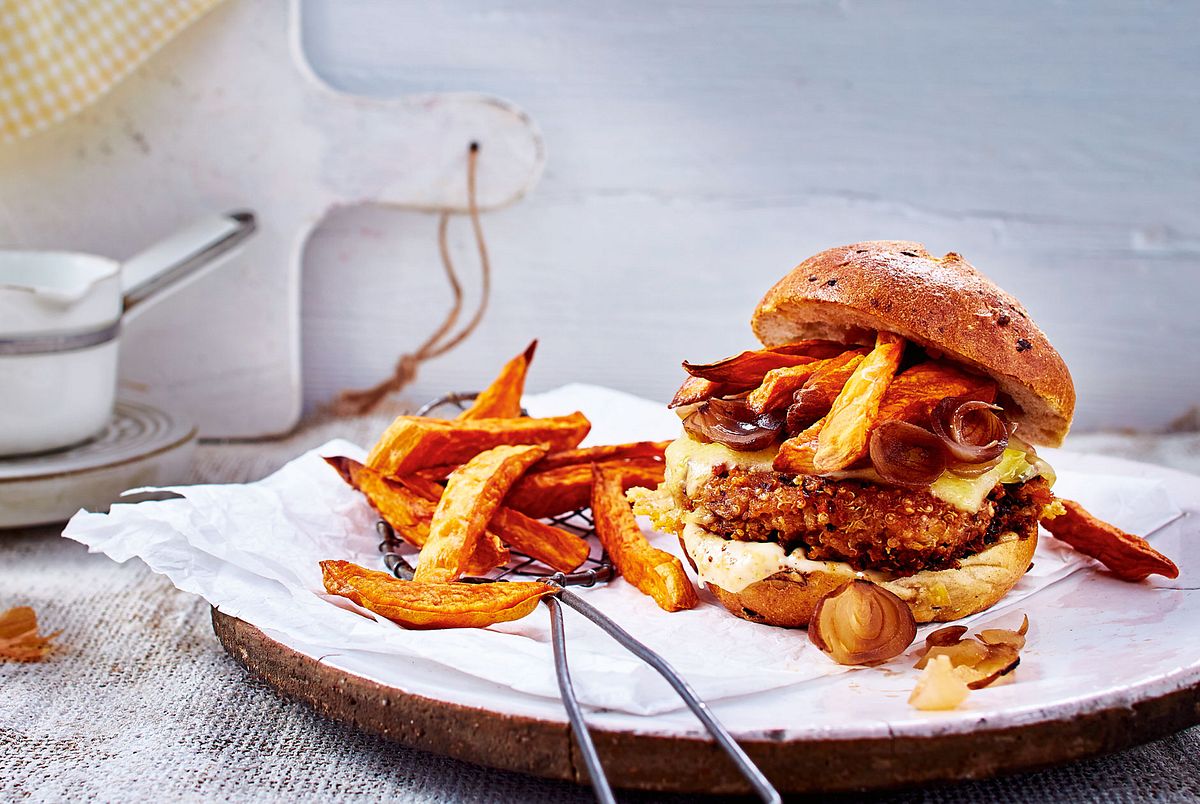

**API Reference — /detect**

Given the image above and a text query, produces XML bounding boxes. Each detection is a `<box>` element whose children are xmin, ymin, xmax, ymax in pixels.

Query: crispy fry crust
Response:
<box><xmin>1041</xmin><ymin>499</ymin><xmax>1179</xmax><ymax>581</ymax></box>
<box><xmin>366</xmin><ymin>412</ymin><xmax>590</xmax><ymax>476</ymax></box>
<box><xmin>321</xmin><ymin>560</ymin><xmax>554</xmax><ymax>629</ymax></box>
<box><xmin>747</xmin><ymin>349</ymin><xmax>866</xmax><ymax>414</ymax></box>
<box><xmin>684</xmin><ymin>350</ymin><xmax>817</xmax><ymax>385</ymax></box>
<box><xmin>504</xmin><ymin>460</ymin><xmax>666</xmax><ymax>519</ymax></box>
<box><xmin>591</xmin><ymin>465</ymin><xmax>697</xmax><ymax>611</ymax></box>
<box><xmin>784</xmin><ymin>354</ymin><xmax>866</xmax><ymax>424</ymax></box>
<box><xmin>325</xmin><ymin>456</ymin><xmax>434</xmax><ymax>546</ymax></box>
<box><xmin>774</xmin><ymin>416</ymin><xmax>825</xmax><ymax>474</ymax></box>
<box><xmin>813</xmin><ymin>332</ymin><xmax>905</xmax><ymax>472</ymax></box>
<box><xmin>397</xmin><ymin>473</ymin><xmax>589</xmax><ymax>573</ymax></box>
<box><xmin>876</xmin><ymin>361</ymin><xmax>996</xmax><ymax>427</ymax></box>
<box><xmin>491</xmin><ymin>508</ymin><xmax>591</xmax><ymax>572</ymax></box>
<box><xmin>325</xmin><ymin>456</ymin><xmax>506</xmax><ymax>574</ymax></box>
<box><xmin>414</xmin><ymin>444</ymin><xmax>546</xmax><ymax>582</ymax></box>
<box><xmin>534</xmin><ymin>440</ymin><xmax>670</xmax><ymax>472</ymax></box>
<box><xmin>669</xmin><ymin>375</ymin><xmax>730</xmax><ymax>409</ymax></box>
<box><xmin>458</xmin><ymin>340</ymin><xmax>537</xmax><ymax>420</ymax></box>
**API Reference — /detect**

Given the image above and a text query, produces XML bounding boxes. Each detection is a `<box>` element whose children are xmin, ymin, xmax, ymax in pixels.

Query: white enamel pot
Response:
<box><xmin>0</xmin><ymin>212</ymin><xmax>256</xmax><ymax>457</ymax></box>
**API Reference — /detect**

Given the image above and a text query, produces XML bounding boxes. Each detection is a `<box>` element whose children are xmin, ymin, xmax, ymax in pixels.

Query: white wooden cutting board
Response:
<box><xmin>0</xmin><ymin>0</ymin><xmax>544</xmax><ymax>438</ymax></box>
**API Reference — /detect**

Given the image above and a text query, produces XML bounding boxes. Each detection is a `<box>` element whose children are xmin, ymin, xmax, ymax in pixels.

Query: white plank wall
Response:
<box><xmin>299</xmin><ymin>1</ymin><xmax>1200</xmax><ymax>433</ymax></box>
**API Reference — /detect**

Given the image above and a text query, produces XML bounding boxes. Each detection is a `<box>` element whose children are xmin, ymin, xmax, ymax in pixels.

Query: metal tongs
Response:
<box><xmin>379</xmin><ymin>521</ymin><xmax>778</xmax><ymax>803</ymax></box>
<box><xmin>384</xmin><ymin>395</ymin><xmax>782</xmax><ymax>803</ymax></box>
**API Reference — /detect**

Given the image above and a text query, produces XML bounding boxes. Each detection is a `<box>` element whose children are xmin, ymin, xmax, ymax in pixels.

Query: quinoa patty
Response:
<box><xmin>686</xmin><ymin>469</ymin><xmax>1051</xmax><ymax>573</ymax></box>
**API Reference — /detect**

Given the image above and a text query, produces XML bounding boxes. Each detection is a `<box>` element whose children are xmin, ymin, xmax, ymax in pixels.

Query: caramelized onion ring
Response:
<box><xmin>868</xmin><ymin>421</ymin><xmax>947</xmax><ymax>488</ymax></box>
<box><xmin>785</xmin><ymin>387</ymin><xmax>829</xmax><ymax>436</ymax></box>
<box><xmin>683</xmin><ymin>397</ymin><xmax>783</xmax><ymax>452</ymax></box>
<box><xmin>808</xmin><ymin>580</ymin><xmax>917</xmax><ymax>666</ymax></box>
<box><xmin>931</xmin><ymin>396</ymin><xmax>1009</xmax><ymax>464</ymax></box>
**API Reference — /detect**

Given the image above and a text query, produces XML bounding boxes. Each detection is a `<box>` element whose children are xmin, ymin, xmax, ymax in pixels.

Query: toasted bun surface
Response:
<box><xmin>692</xmin><ymin>529</ymin><xmax>1037</xmax><ymax>627</ymax></box>
<box><xmin>751</xmin><ymin>241</ymin><xmax>1074</xmax><ymax>446</ymax></box>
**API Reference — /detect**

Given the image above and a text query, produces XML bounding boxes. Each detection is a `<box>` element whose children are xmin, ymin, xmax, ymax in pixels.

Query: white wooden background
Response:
<box><xmin>300</xmin><ymin>0</ymin><xmax>1199</xmax><ymax>433</ymax></box>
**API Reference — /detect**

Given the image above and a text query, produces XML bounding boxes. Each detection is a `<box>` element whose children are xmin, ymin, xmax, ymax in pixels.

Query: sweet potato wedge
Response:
<box><xmin>325</xmin><ymin>455</ymin><xmax>435</xmax><ymax>546</ymax></box>
<box><xmin>491</xmin><ymin>507</ymin><xmax>591</xmax><ymax>572</ymax></box>
<box><xmin>747</xmin><ymin>349</ymin><xmax>867</xmax><ymax>414</ymax></box>
<box><xmin>784</xmin><ymin>353</ymin><xmax>868</xmax><ymax>429</ymax></box>
<box><xmin>397</xmin><ymin>473</ymin><xmax>590</xmax><ymax>573</ymax></box>
<box><xmin>415</xmin><ymin>444</ymin><xmax>545</xmax><ymax>582</ymax></box>
<box><xmin>876</xmin><ymin>361</ymin><xmax>996</xmax><ymax>428</ymax></box>
<box><xmin>366</xmin><ymin>412</ymin><xmax>590</xmax><ymax>476</ymax></box>
<box><xmin>683</xmin><ymin>350</ymin><xmax>817</xmax><ymax>385</ymax></box>
<box><xmin>813</xmin><ymin>332</ymin><xmax>905</xmax><ymax>472</ymax></box>
<box><xmin>534</xmin><ymin>441</ymin><xmax>669</xmax><ymax>472</ymax></box>
<box><xmin>669</xmin><ymin>375</ymin><xmax>732</xmax><ymax>409</ymax></box>
<box><xmin>504</xmin><ymin>460</ymin><xmax>666</xmax><ymax>519</ymax></box>
<box><xmin>1042</xmin><ymin>499</ymin><xmax>1179</xmax><ymax>581</ymax></box>
<box><xmin>773</xmin><ymin>416</ymin><xmax>825</xmax><ymax>474</ymax></box>
<box><xmin>321</xmin><ymin>560</ymin><xmax>554</xmax><ymax>630</ymax></box>
<box><xmin>591</xmin><ymin>465</ymin><xmax>697</xmax><ymax>611</ymax></box>
<box><xmin>325</xmin><ymin>456</ymin><xmax>507</xmax><ymax>575</ymax></box>
<box><xmin>458</xmin><ymin>340</ymin><xmax>537</xmax><ymax>420</ymax></box>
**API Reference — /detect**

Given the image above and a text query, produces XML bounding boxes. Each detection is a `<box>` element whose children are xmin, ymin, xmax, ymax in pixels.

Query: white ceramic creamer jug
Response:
<box><xmin>0</xmin><ymin>212</ymin><xmax>255</xmax><ymax>456</ymax></box>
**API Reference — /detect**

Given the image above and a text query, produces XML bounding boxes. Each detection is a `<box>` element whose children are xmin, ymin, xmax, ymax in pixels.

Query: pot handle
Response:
<box><xmin>121</xmin><ymin>211</ymin><xmax>257</xmax><ymax>312</ymax></box>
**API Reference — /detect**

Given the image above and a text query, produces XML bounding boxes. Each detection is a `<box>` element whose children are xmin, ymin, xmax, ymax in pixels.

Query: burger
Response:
<box><xmin>631</xmin><ymin>241</ymin><xmax>1072</xmax><ymax>627</ymax></box>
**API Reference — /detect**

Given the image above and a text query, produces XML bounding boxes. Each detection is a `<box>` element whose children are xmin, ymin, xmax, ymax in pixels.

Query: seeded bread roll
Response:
<box><xmin>751</xmin><ymin>241</ymin><xmax>1074</xmax><ymax>446</ymax></box>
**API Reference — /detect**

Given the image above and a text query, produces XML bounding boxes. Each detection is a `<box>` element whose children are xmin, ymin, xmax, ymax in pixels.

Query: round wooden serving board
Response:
<box><xmin>212</xmin><ymin>608</ymin><xmax>1200</xmax><ymax>795</ymax></box>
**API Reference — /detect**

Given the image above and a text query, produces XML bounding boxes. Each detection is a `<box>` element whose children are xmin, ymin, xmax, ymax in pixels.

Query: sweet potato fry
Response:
<box><xmin>591</xmin><ymin>465</ymin><xmax>697</xmax><ymax>611</ymax></box>
<box><xmin>785</xmin><ymin>353</ymin><xmax>868</xmax><ymax>428</ymax></box>
<box><xmin>397</xmin><ymin>473</ymin><xmax>590</xmax><ymax>572</ymax></box>
<box><xmin>321</xmin><ymin>561</ymin><xmax>555</xmax><ymax>630</ymax></box>
<box><xmin>683</xmin><ymin>350</ymin><xmax>817</xmax><ymax>385</ymax></box>
<box><xmin>681</xmin><ymin>341</ymin><xmax>851</xmax><ymax>386</ymax></box>
<box><xmin>773</xmin><ymin>416</ymin><xmax>825</xmax><ymax>474</ymax></box>
<box><xmin>813</xmin><ymin>332</ymin><xmax>905</xmax><ymax>472</ymax></box>
<box><xmin>395</xmin><ymin>472</ymin><xmax>448</xmax><ymax>503</ymax></box>
<box><xmin>325</xmin><ymin>457</ymin><xmax>507</xmax><ymax>574</ymax></box>
<box><xmin>491</xmin><ymin>508</ymin><xmax>591</xmax><ymax>572</ymax></box>
<box><xmin>326</xmin><ymin>455</ymin><xmax>436</xmax><ymax>546</ymax></box>
<box><xmin>504</xmin><ymin>460</ymin><xmax>666</xmax><ymax>519</ymax></box>
<box><xmin>1041</xmin><ymin>499</ymin><xmax>1179</xmax><ymax>582</ymax></box>
<box><xmin>747</xmin><ymin>349</ymin><xmax>867</xmax><ymax>414</ymax></box>
<box><xmin>415</xmin><ymin>444</ymin><xmax>546</xmax><ymax>582</ymax></box>
<box><xmin>458</xmin><ymin>340</ymin><xmax>537</xmax><ymax>420</ymax></box>
<box><xmin>534</xmin><ymin>440</ymin><xmax>669</xmax><ymax>472</ymax></box>
<box><xmin>415</xmin><ymin>464</ymin><xmax>459</xmax><ymax>483</ymax></box>
<box><xmin>772</xmin><ymin>339</ymin><xmax>859</xmax><ymax>359</ymax></box>
<box><xmin>669</xmin><ymin>375</ymin><xmax>732</xmax><ymax>409</ymax></box>
<box><xmin>366</xmin><ymin>412</ymin><xmax>590</xmax><ymax>476</ymax></box>
<box><xmin>876</xmin><ymin>361</ymin><xmax>996</xmax><ymax>427</ymax></box>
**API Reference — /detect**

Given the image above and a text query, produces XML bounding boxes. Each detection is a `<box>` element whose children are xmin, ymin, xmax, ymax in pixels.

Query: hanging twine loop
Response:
<box><xmin>330</xmin><ymin>142</ymin><xmax>491</xmax><ymax>416</ymax></box>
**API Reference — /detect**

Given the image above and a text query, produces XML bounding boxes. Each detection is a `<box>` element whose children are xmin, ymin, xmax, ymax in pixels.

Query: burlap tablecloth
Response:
<box><xmin>4</xmin><ymin>414</ymin><xmax>1200</xmax><ymax>802</ymax></box>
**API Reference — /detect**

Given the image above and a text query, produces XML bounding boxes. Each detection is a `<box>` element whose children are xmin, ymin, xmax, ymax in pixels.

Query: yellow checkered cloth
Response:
<box><xmin>0</xmin><ymin>0</ymin><xmax>224</xmax><ymax>144</ymax></box>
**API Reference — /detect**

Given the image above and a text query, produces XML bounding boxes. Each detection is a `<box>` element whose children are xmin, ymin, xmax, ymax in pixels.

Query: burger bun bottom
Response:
<box><xmin>682</xmin><ymin>528</ymin><xmax>1038</xmax><ymax>627</ymax></box>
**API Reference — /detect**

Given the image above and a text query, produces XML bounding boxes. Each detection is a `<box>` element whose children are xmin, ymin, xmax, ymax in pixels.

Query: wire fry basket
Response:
<box><xmin>375</xmin><ymin>391</ymin><xmax>780</xmax><ymax>804</ymax></box>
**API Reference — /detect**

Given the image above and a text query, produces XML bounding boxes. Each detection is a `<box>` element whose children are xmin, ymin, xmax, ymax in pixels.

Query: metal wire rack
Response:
<box><xmin>375</xmin><ymin>392</ymin><xmax>780</xmax><ymax>804</ymax></box>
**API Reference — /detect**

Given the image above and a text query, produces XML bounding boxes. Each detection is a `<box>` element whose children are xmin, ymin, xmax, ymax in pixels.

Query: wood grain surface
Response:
<box><xmin>212</xmin><ymin>608</ymin><xmax>1200</xmax><ymax>795</ymax></box>
<box><xmin>298</xmin><ymin>0</ymin><xmax>1200</xmax><ymax>433</ymax></box>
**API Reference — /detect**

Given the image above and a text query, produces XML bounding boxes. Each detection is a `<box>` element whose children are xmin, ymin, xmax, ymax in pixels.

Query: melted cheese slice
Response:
<box><xmin>928</xmin><ymin>447</ymin><xmax>1045</xmax><ymax>512</ymax></box>
<box><xmin>666</xmin><ymin>435</ymin><xmax>1051</xmax><ymax>514</ymax></box>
